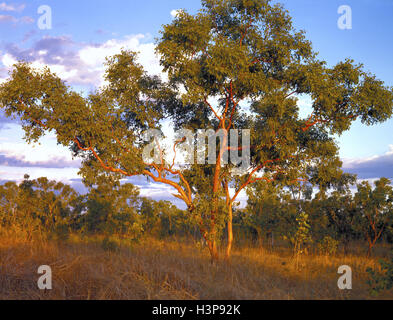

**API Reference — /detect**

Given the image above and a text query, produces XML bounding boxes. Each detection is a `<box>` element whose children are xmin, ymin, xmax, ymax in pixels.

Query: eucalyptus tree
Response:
<box><xmin>33</xmin><ymin>177</ymin><xmax>79</xmax><ymax>231</ymax></box>
<box><xmin>84</xmin><ymin>182</ymin><xmax>141</xmax><ymax>237</ymax></box>
<box><xmin>0</xmin><ymin>175</ymin><xmax>81</xmax><ymax>236</ymax></box>
<box><xmin>354</xmin><ymin>178</ymin><xmax>393</xmax><ymax>256</ymax></box>
<box><xmin>0</xmin><ymin>181</ymin><xmax>19</xmax><ymax>229</ymax></box>
<box><xmin>245</xmin><ymin>181</ymin><xmax>291</xmax><ymax>245</ymax></box>
<box><xmin>1</xmin><ymin>0</ymin><xmax>392</xmax><ymax>261</ymax></box>
<box><xmin>317</xmin><ymin>173</ymin><xmax>358</xmax><ymax>253</ymax></box>
<box><xmin>156</xmin><ymin>0</ymin><xmax>393</xmax><ymax>259</ymax></box>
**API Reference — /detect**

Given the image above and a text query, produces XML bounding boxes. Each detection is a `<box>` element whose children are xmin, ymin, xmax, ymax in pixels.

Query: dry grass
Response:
<box><xmin>0</xmin><ymin>233</ymin><xmax>392</xmax><ymax>300</ymax></box>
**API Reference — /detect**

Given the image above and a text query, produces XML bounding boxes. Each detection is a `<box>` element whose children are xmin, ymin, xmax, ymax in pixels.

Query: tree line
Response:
<box><xmin>0</xmin><ymin>175</ymin><xmax>196</xmax><ymax>243</ymax></box>
<box><xmin>1</xmin><ymin>173</ymin><xmax>392</xmax><ymax>257</ymax></box>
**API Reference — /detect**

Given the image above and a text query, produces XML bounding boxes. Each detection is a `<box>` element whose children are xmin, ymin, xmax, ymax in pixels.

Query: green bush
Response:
<box><xmin>367</xmin><ymin>250</ymin><xmax>393</xmax><ymax>296</ymax></box>
<box><xmin>285</xmin><ymin>212</ymin><xmax>313</xmax><ymax>255</ymax></box>
<box><xmin>318</xmin><ymin>236</ymin><xmax>339</xmax><ymax>256</ymax></box>
<box><xmin>101</xmin><ymin>237</ymin><xmax>120</xmax><ymax>252</ymax></box>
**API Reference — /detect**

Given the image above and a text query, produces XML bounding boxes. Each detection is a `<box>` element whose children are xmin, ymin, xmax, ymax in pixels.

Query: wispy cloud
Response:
<box><xmin>0</xmin><ymin>152</ymin><xmax>81</xmax><ymax>169</ymax></box>
<box><xmin>0</xmin><ymin>2</ymin><xmax>30</xmax><ymax>25</ymax></box>
<box><xmin>343</xmin><ymin>145</ymin><xmax>393</xmax><ymax>180</ymax></box>
<box><xmin>0</xmin><ymin>14</ymin><xmax>33</xmax><ymax>24</ymax></box>
<box><xmin>0</xmin><ymin>14</ymin><xmax>14</xmax><ymax>22</ymax></box>
<box><xmin>21</xmin><ymin>29</ymin><xmax>37</xmax><ymax>42</ymax></box>
<box><xmin>0</xmin><ymin>2</ymin><xmax>25</xmax><ymax>12</ymax></box>
<box><xmin>18</xmin><ymin>15</ymin><xmax>33</xmax><ymax>23</ymax></box>
<box><xmin>1</xmin><ymin>33</ymin><xmax>163</xmax><ymax>88</ymax></box>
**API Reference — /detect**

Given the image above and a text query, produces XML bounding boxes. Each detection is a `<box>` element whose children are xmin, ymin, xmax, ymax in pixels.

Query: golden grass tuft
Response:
<box><xmin>0</xmin><ymin>232</ymin><xmax>391</xmax><ymax>300</ymax></box>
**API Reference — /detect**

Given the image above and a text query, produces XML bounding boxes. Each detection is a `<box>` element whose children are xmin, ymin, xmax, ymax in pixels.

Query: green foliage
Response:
<box><xmin>101</xmin><ymin>237</ymin><xmax>120</xmax><ymax>252</ymax></box>
<box><xmin>244</xmin><ymin>181</ymin><xmax>296</xmax><ymax>242</ymax></box>
<box><xmin>0</xmin><ymin>175</ymin><xmax>197</xmax><ymax>243</ymax></box>
<box><xmin>367</xmin><ymin>250</ymin><xmax>393</xmax><ymax>296</ymax></box>
<box><xmin>313</xmin><ymin>174</ymin><xmax>358</xmax><ymax>250</ymax></box>
<box><xmin>0</xmin><ymin>175</ymin><xmax>81</xmax><ymax>239</ymax></box>
<box><xmin>285</xmin><ymin>212</ymin><xmax>313</xmax><ymax>255</ymax></box>
<box><xmin>354</xmin><ymin>178</ymin><xmax>393</xmax><ymax>255</ymax></box>
<box><xmin>82</xmin><ymin>182</ymin><xmax>145</xmax><ymax>241</ymax></box>
<box><xmin>317</xmin><ymin>236</ymin><xmax>339</xmax><ymax>256</ymax></box>
<box><xmin>192</xmin><ymin>193</ymin><xmax>228</xmax><ymax>244</ymax></box>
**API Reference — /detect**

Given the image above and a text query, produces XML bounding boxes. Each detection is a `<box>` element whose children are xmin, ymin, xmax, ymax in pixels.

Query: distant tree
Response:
<box><xmin>0</xmin><ymin>181</ymin><xmax>20</xmax><ymax>229</ymax></box>
<box><xmin>139</xmin><ymin>197</ymin><xmax>160</xmax><ymax>235</ymax></box>
<box><xmin>317</xmin><ymin>173</ymin><xmax>357</xmax><ymax>253</ymax></box>
<box><xmin>0</xmin><ymin>175</ymin><xmax>81</xmax><ymax>239</ymax></box>
<box><xmin>245</xmin><ymin>181</ymin><xmax>292</xmax><ymax>245</ymax></box>
<box><xmin>154</xmin><ymin>200</ymin><xmax>183</xmax><ymax>238</ymax></box>
<box><xmin>84</xmin><ymin>182</ymin><xmax>142</xmax><ymax>238</ymax></box>
<box><xmin>354</xmin><ymin>178</ymin><xmax>393</xmax><ymax>256</ymax></box>
<box><xmin>1</xmin><ymin>0</ymin><xmax>392</xmax><ymax>261</ymax></box>
<box><xmin>33</xmin><ymin>177</ymin><xmax>79</xmax><ymax>232</ymax></box>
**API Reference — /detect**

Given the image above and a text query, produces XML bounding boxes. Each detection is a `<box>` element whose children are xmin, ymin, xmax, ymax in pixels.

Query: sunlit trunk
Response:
<box><xmin>207</xmin><ymin>237</ymin><xmax>219</xmax><ymax>262</ymax></box>
<box><xmin>225</xmin><ymin>204</ymin><xmax>233</xmax><ymax>259</ymax></box>
<box><xmin>367</xmin><ymin>242</ymin><xmax>373</xmax><ymax>257</ymax></box>
<box><xmin>366</xmin><ymin>234</ymin><xmax>374</xmax><ymax>257</ymax></box>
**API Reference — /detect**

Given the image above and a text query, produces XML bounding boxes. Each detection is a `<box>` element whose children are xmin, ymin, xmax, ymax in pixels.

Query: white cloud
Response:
<box><xmin>1</xmin><ymin>53</ymin><xmax>17</xmax><ymax>67</ymax></box>
<box><xmin>0</xmin><ymin>2</ymin><xmax>25</xmax><ymax>12</ymax></box>
<box><xmin>170</xmin><ymin>9</ymin><xmax>180</xmax><ymax>18</ymax></box>
<box><xmin>78</xmin><ymin>34</ymin><xmax>164</xmax><ymax>86</ymax></box>
<box><xmin>19</xmin><ymin>15</ymin><xmax>33</xmax><ymax>23</ymax></box>
<box><xmin>0</xmin><ymin>14</ymin><xmax>33</xmax><ymax>24</ymax></box>
<box><xmin>342</xmin><ymin>145</ymin><xmax>393</xmax><ymax>180</ymax></box>
<box><xmin>0</xmin><ymin>14</ymin><xmax>15</xmax><ymax>22</ymax></box>
<box><xmin>0</xmin><ymin>124</ymin><xmax>78</xmax><ymax>164</ymax></box>
<box><xmin>1</xmin><ymin>34</ymin><xmax>164</xmax><ymax>88</ymax></box>
<box><xmin>343</xmin><ymin>145</ymin><xmax>393</xmax><ymax>168</ymax></box>
<box><xmin>0</xmin><ymin>166</ymin><xmax>80</xmax><ymax>185</ymax></box>
<box><xmin>0</xmin><ymin>127</ymin><xmax>81</xmax><ymax>186</ymax></box>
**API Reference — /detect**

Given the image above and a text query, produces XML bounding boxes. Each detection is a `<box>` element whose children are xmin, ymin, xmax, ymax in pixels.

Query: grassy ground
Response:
<box><xmin>0</xmin><ymin>233</ymin><xmax>391</xmax><ymax>300</ymax></box>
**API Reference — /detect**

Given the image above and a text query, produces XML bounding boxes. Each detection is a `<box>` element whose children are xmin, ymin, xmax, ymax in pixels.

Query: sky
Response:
<box><xmin>0</xmin><ymin>0</ymin><xmax>392</xmax><ymax>207</ymax></box>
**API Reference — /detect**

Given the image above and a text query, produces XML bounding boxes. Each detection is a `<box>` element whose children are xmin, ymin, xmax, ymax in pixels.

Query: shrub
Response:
<box><xmin>318</xmin><ymin>236</ymin><xmax>339</xmax><ymax>256</ymax></box>
<box><xmin>367</xmin><ymin>250</ymin><xmax>393</xmax><ymax>296</ymax></box>
<box><xmin>101</xmin><ymin>237</ymin><xmax>120</xmax><ymax>252</ymax></box>
<box><xmin>285</xmin><ymin>212</ymin><xmax>313</xmax><ymax>256</ymax></box>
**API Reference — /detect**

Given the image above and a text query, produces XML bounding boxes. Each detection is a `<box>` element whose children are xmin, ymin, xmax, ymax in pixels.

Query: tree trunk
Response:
<box><xmin>255</xmin><ymin>226</ymin><xmax>263</xmax><ymax>247</ymax></box>
<box><xmin>367</xmin><ymin>243</ymin><xmax>373</xmax><ymax>257</ymax></box>
<box><xmin>366</xmin><ymin>236</ymin><xmax>376</xmax><ymax>257</ymax></box>
<box><xmin>209</xmin><ymin>129</ymin><xmax>228</xmax><ymax>262</ymax></box>
<box><xmin>207</xmin><ymin>238</ymin><xmax>219</xmax><ymax>263</ymax></box>
<box><xmin>225</xmin><ymin>203</ymin><xmax>233</xmax><ymax>259</ymax></box>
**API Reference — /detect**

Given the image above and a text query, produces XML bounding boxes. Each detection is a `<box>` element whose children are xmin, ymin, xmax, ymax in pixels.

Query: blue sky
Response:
<box><xmin>0</xmin><ymin>0</ymin><xmax>393</xmax><ymax>205</ymax></box>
